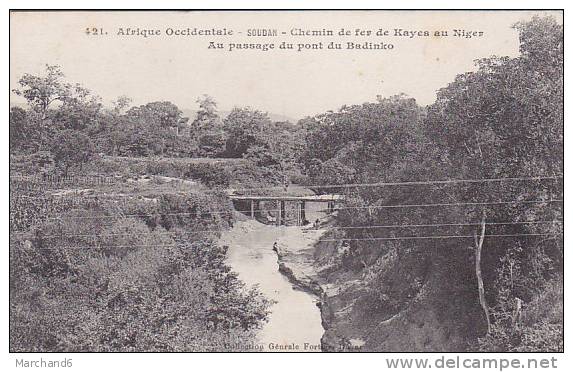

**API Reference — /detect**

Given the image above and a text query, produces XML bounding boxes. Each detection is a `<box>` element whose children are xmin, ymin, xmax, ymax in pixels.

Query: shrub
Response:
<box><xmin>476</xmin><ymin>278</ymin><xmax>563</xmax><ymax>352</ymax></box>
<box><xmin>10</xmin><ymin>192</ymin><xmax>270</xmax><ymax>352</ymax></box>
<box><xmin>185</xmin><ymin>163</ymin><xmax>231</xmax><ymax>188</ymax></box>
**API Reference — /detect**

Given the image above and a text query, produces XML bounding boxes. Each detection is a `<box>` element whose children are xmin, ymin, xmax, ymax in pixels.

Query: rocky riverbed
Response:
<box><xmin>272</xmin><ymin>220</ymin><xmax>369</xmax><ymax>352</ymax></box>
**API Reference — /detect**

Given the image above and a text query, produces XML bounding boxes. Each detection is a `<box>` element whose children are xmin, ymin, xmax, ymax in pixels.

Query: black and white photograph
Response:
<box><xmin>8</xmin><ymin>8</ymin><xmax>564</xmax><ymax>358</ymax></box>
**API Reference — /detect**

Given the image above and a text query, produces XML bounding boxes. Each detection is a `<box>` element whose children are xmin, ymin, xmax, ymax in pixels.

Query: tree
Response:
<box><xmin>112</xmin><ymin>95</ymin><xmax>132</xmax><ymax>115</ymax></box>
<box><xmin>12</xmin><ymin>65</ymin><xmax>70</xmax><ymax>120</ymax></box>
<box><xmin>12</xmin><ymin>64</ymin><xmax>103</xmax><ymax>155</ymax></box>
<box><xmin>222</xmin><ymin>107</ymin><xmax>272</xmax><ymax>157</ymax></box>
<box><xmin>51</xmin><ymin>129</ymin><xmax>94</xmax><ymax>174</ymax></box>
<box><xmin>93</xmin><ymin>112</ymin><xmax>140</xmax><ymax>156</ymax></box>
<box><xmin>126</xmin><ymin>101</ymin><xmax>189</xmax><ymax>155</ymax></box>
<box><xmin>303</xmin><ymin>95</ymin><xmax>426</xmax><ymax>186</ymax></box>
<box><xmin>197</xmin><ymin>132</ymin><xmax>226</xmax><ymax>157</ymax></box>
<box><xmin>191</xmin><ymin>95</ymin><xmax>226</xmax><ymax>157</ymax></box>
<box><xmin>9</xmin><ymin>107</ymin><xmax>29</xmax><ymax>152</ymax></box>
<box><xmin>424</xmin><ymin>16</ymin><xmax>563</xmax><ymax>346</ymax></box>
<box><xmin>192</xmin><ymin>95</ymin><xmax>222</xmax><ymax>133</ymax></box>
<box><xmin>10</xmin><ymin>106</ymin><xmax>57</xmax><ymax>154</ymax></box>
<box><xmin>52</xmin><ymin>93</ymin><xmax>102</xmax><ymax>131</ymax></box>
<box><xmin>127</xmin><ymin>101</ymin><xmax>188</xmax><ymax>132</ymax></box>
<box><xmin>244</xmin><ymin>123</ymin><xmax>306</xmax><ymax>188</ymax></box>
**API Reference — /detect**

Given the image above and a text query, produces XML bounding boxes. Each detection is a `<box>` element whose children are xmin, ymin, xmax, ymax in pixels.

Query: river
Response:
<box><xmin>220</xmin><ymin>204</ymin><xmax>326</xmax><ymax>352</ymax></box>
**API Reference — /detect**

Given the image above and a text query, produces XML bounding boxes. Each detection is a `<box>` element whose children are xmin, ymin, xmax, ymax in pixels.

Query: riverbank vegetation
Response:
<box><xmin>10</xmin><ymin>70</ymin><xmax>284</xmax><ymax>350</ymax></box>
<box><xmin>10</xmin><ymin>177</ymin><xmax>273</xmax><ymax>351</ymax></box>
<box><xmin>301</xmin><ymin>16</ymin><xmax>563</xmax><ymax>352</ymax></box>
<box><xmin>10</xmin><ymin>16</ymin><xmax>562</xmax><ymax>352</ymax></box>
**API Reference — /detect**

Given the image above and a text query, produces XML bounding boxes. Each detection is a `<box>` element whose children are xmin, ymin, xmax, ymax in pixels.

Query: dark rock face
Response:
<box><xmin>276</xmin><ymin>227</ymin><xmax>484</xmax><ymax>352</ymax></box>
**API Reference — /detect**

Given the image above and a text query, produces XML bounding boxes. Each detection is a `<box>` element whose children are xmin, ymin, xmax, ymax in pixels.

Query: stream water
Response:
<box><xmin>220</xmin><ymin>204</ymin><xmax>326</xmax><ymax>352</ymax></box>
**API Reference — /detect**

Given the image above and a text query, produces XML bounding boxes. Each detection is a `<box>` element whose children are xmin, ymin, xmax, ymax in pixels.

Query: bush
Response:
<box><xmin>10</xmin><ymin>151</ymin><xmax>55</xmax><ymax>175</ymax></box>
<box><xmin>476</xmin><ymin>278</ymin><xmax>563</xmax><ymax>352</ymax></box>
<box><xmin>197</xmin><ymin>132</ymin><xmax>227</xmax><ymax>157</ymax></box>
<box><xmin>10</xmin><ymin>192</ymin><xmax>270</xmax><ymax>352</ymax></box>
<box><xmin>185</xmin><ymin>163</ymin><xmax>231</xmax><ymax>188</ymax></box>
<box><xmin>145</xmin><ymin>159</ymin><xmax>187</xmax><ymax>178</ymax></box>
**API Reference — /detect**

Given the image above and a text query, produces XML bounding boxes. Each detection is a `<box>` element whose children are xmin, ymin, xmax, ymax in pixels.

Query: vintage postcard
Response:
<box><xmin>9</xmin><ymin>10</ymin><xmax>563</xmax><ymax>355</ymax></box>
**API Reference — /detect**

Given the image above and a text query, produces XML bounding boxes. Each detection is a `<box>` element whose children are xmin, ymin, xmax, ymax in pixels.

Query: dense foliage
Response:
<box><xmin>10</xmin><ymin>68</ymin><xmax>288</xmax><ymax>350</ymax></box>
<box><xmin>301</xmin><ymin>16</ymin><xmax>563</xmax><ymax>351</ymax></box>
<box><xmin>10</xmin><ymin>192</ymin><xmax>271</xmax><ymax>351</ymax></box>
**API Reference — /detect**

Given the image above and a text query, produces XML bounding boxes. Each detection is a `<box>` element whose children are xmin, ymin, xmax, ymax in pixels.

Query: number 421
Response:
<box><xmin>85</xmin><ymin>28</ymin><xmax>107</xmax><ymax>36</ymax></box>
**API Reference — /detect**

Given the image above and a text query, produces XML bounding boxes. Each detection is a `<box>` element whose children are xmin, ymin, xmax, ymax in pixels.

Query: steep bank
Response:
<box><xmin>276</xmin><ymin>220</ymin><xmax>485</xmax><ymax>352</ymax></box>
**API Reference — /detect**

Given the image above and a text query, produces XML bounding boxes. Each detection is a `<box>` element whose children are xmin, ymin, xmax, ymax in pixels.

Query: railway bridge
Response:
<box><xmin>229</xmin><ymin>194</ymin><xmax>342</xmax><ymax>226</ymax></box>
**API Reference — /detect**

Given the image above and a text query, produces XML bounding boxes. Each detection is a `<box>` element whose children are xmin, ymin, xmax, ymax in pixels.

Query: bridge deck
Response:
<box><xmin>229</xmin><ymin>194</ymin><xmax>342</xmax><ymax>202</ymax></box>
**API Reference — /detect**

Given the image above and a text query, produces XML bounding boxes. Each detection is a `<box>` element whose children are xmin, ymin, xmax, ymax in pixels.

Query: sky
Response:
<box><xmin>10</xmin><ymin>10</ymin><xmax>562</xmax><ymax>121</ymax></box>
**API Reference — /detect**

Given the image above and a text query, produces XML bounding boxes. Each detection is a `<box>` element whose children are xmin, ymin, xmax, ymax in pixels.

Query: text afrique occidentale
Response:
<box><xmin>116</xmin><ymin>27</ymin><xmax>485</xmax><ymax>40</ymax></box>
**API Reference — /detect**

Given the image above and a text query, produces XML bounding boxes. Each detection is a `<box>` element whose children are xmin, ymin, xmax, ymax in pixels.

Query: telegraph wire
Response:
<box><xmin>10</xmin><ymin>220</ymin><xmax>563</xmax><ymax>239</ymax></box>
<box><xmin>9</xmin><ymin>199</ymin><xmax>563</xmax><ymax>220</ymax></box>
<box><xmin>228</xmin><ymin>175</ymin><xmax>563</xmax><ymax>192</ymax></box>
<box><xmin>317</xmin><ymin>233</ymin><xmax>557</xmax><ymax>242</ymax></box>
<box><xmin>9</xmin><ymin>233</ymin><xmax>560</xmax><ymax>250</ymax></box>
<box><xmin>10</xmin><ymin>174</ymin><xmax>563</xmax><ymax>194</ymax></box>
